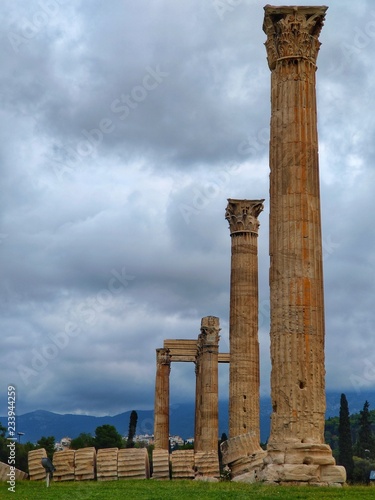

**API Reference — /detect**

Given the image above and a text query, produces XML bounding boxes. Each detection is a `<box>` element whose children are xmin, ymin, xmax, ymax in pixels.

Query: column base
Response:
<box><xmin>194</xmin><ymin>451</ymin><xmax>220</xmax><ymax>479</ymax></box>
<box><xmin>171</xmin><ymin>450</ymin><xmax>195</xmax><ymax>479</ymax></box>
<box><xmin>260</xmin><ymin>441</ymin><xmax>346</xmax><ymax>485</ymax></box>
<box><xmin>151</xmin><ymin>449</ymin><xmax>170</xmax><ymax>480</ymax></box>
<box><xmin>220</xmin><ymin>432</ymin><xmax>267</xmax><ymax>478</ymax></box>
<box><xmin>221</xmin><ymin>438</ymin><xmax>346</xmax><ymax>486</ymax></box>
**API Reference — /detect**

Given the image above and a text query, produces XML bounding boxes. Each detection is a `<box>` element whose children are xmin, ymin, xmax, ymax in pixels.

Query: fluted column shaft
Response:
<box><xmin>194</xmin><ymin>344</ymin><xmax>202</xmax><ymax>452</ymax></box>
<box><xmin>226</xmin><ymin>199</ymin><xmax>264</xmax><ymax>442</ymax></box>
<box><xmin>195</xmin><ymin>316</ymin><xmax>220</xmax><ymax>453</ymax></box>
<box><xmin>154</xmin><ymin>348</ymin><xmax>171</xmax><ymax>450</ymax></box>
<box><xmin>264</xmin><ymin>5</ymin><xmax>328</xmax><ymax>444</ymax></box>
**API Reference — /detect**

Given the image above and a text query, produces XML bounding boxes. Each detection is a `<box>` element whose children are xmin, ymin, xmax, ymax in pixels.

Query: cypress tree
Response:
<box><xmin>354</xmin><ymin>400</ymin><xmax>375</xmax><ymax>459</ymax></box>
<box><xmin>126</xmin><ymin>410</ymin><xmax>138</xmax><ymax>448</ymax></box>
<box><xmin>338</xmin><ymin>393</ymin><xmax>354</xmax><ymax>480</ymax></box>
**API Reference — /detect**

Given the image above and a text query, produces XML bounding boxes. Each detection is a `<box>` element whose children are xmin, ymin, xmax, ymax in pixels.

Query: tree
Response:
<box><xmin>70</xmin><ymin>433</ymin><xmax>95</xmax><ymax>450</ymax></box>
<box><xmin>94</xmin><ymin>425</ymin><xmax>123</xmax><ymax>449</ymax></box>
<box><xmin>338</xmin><ymin>393</ymin><xmax>354</xmax><ymax>481</ymax></box>
<box><xmin>36</xmin><ymin>436</ymin><xmax>55</xmax><ymax>459</ymax></box>
<box><xmin>126</xmin><ymin>411</ymin><xmax>138</xmax><ymax>448</ymax></box>
<box><xmin>354</xmin><ymin>400</ymin><xmax>375</xmax><ymax>459</ymax></box>
<box><xmin>0</xmin><ymin>422</ymin><xmax>6</xmax><ymax>438</ymax></box>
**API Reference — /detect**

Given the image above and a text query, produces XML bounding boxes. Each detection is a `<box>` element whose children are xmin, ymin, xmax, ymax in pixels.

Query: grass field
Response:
<box><xmin>2</xmin><ymin>480</ymin><xmax>375</xmax><ymax>499</ymax></box>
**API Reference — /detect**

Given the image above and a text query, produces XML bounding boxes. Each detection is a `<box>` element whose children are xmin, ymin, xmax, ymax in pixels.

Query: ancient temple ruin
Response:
<box><xmin>153</xmin><ymin>317</ymin><xmax>229</xmax><ymax>479</ymax></box>
<box><xmin>151</xmin><ymin>4</ymin><xmax>347</xmax><ymax>486</ymax></box>
<box><xmin>221</xmin><ymin>199</ymin><xmax>266</xmax><ymax>476</ymax></box>
<box><xmin>259</xmin><ymin>5</ymin><xmax>345</xmax><ymax>484</ymax></box>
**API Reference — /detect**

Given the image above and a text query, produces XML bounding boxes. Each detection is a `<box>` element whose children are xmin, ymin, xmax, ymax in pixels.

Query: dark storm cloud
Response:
<box><xmin>0</xmin><ymin>0</ymin><xmax>374</xmax><ymax>417</ymax></box>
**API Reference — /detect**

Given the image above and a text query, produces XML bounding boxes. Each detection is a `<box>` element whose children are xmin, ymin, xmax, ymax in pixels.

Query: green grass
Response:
<box><xmin>1</xmin><ymin>480</ymin><xmax>375</xmax><ymax>499</ymax></box>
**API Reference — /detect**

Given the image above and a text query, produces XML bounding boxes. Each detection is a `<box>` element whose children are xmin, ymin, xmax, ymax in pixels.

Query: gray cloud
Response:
<box><xmin>0</xmin><ymin>0</ymin><xmax>374</xmax><ymax>420</ymax></box>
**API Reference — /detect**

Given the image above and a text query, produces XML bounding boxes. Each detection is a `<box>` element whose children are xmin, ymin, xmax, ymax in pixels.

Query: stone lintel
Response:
<box><xmin>218</xmin><ymin>353</ymin><xmax>230</xmax><ymax>363</ymax></box>
<box><xmin>225</xmin><ymin>199</ymin><xmax>264</xmax><ymax>236</ymax></box>
<box><xmin>263</xmin><ymin>5</ymin><xmax>328</xmax><ymax>70</ymax></box>
<box><xmin>163</xmin><ymin>338</ymin><xmax>229</xmax><ymax>363</ymax></box>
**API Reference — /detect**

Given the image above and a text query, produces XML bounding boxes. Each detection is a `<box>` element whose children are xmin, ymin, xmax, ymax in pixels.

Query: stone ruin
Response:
<box><xmin>17</xmin><ymin>4</ymin><xmax>347</xmax><ymax>488</ymax></box>
<box><xmin>27</xmin><ymin>446</ymin><xmax>150</xmax><ymax>482</ymax></box>
<box><xmin>152</xmin><ymin>4</ymin><xmax>347</xmax><ymax>487</ymax></box>
<box><xmin>153</xmin><ymin>316</ymin><xmax>229</xmax><ymax>480</ymax></box>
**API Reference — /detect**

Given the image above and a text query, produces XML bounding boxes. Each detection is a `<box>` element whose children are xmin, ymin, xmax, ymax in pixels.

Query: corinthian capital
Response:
<box><xmin>156</xmin><ymin>348</ymin><xmax>171</xmax><ymax>366</ymax></box>
<box><xmin>263</xmin><ymin>5</ymin><xmax>328</xmax><ymax>70</ymax></box>
<box><xmin>225</xmin><ymin>199</ymin><xmax>264</xmax><ymax>236</ymax></box>
<box><xmin>200</xmin><ymin>316</ymin><xmax>220</xmax><ymax>345</ymax></box>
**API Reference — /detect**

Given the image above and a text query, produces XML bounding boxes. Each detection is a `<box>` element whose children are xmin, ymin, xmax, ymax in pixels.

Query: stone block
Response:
<box><xmin>319</xmin><ymin>465</ymin><xmax>346</xmax><ymax>484</ymax></box>
<box><xmin>281</xmin><ymin>464</ymin><xmax>320</xmax><ymax>482</ymax></box>
<box><xmin>74</xmin><ymin>447</ymin><xmax>96</xmax><ymax>481</ymax></box>
<box><xmin>53</xmin><ymin>450</ymin><xmax>75</xmax><ymax>481</ymax></box>
<box><xmin>171</xmin><ymin>450</ymin><xmax>194</xmax><ymax>479</ymax></box>
<box><xmin>232</xmin><ymin>471</ymin><xmax>256</xmax><ymax>483</ymax></box>
<box><xmin>0</xmin><ymin>461</ymin><xmax>28</xmax><ymax>481</ymax></box>
<box><xmin>267</xmin><ymin>450</ymin><xmax>285</xmax><ymax>465</ymax></box>
<box><xmin>284</xmin><ymin>444</ymin><xmax>336</xmax><ymax>466</ymax></box>
<box><xmin>28</xmin><ymin>448</ymin><xmax>47</xmax><ymax>481</ymax></box>
<box><xmin>259</xmin><ymin>463</ymin><xmax>320</xmax><ymax>483</ymax></box>
<box><xmin>194</xmin><ymin>451</ymin><xmax>219</xmax><ymax>478</ymax></box>
<box><xmin>152</xmin><ymin>449</ymin><xmax>170</xmax><ymax>480</ymax></box>
<box><xmin>97</xmin><ymin>448</ymin><xmax>118</xmax><ymax>481</ymax></box>
<box><xmin>118</xmin><ymin>448</ymin><xmax>150</xmax><ymax>479</ymax></box>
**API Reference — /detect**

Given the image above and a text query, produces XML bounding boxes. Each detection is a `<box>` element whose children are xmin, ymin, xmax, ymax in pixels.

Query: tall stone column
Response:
<box><xmin>226</xmin><ymin>199</ymin><xmax>264</xmax><ymax>440</ymax></box>
<box><xmin>262</xmin><ymin>5</ymin><xmax>345</xmax><ymax>485</ymax></box>
<box><xmin>195</xmin><ymin>316</ymin><xmax>220</xmax><ymax>453</ymax></box>
<box><xmin>153</xmin><ymin>348</ymin><xmax>171</xmax><ymax>450</ymax></box>
<box><xmin>194</xmin><ymin>316</ymin><xmax>220</xmax><ymax>478</ymax></box>
<box><xmin>194</xmin><ymin>341</ymin><xmax>202</xmax><ymax>452</ymax></box>
<box><xmin>221</xmin><ymin>199</ymin><xmax>266</xmax><ymax>477</ymax></box>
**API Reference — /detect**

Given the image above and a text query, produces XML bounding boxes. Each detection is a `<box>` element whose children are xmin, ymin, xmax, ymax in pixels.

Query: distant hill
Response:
<box><xmin>1</xmin><ymin>391</ymin><xmax>374</xmax><ymax>444</ymax></box>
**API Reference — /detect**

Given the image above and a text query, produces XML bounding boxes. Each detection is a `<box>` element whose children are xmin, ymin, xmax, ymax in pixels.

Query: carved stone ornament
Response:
<box><xmin>263</xmin><ymin>5</ymin><xmax>328</xmax><ymax>70</ymax></box>
<box><xmin>200</xmin><ymin>316</ymin><xmax>220</xmax><ymax>346</ymax></box>
<box><xmin>156</xmin><ymin>348</ymin><xmax>171</xmax><ymax>366</ymax></box>
<box><xmin>225</xmin><ymin>199</ymin><xmax>264</xmax><ymax>236</ymax></box>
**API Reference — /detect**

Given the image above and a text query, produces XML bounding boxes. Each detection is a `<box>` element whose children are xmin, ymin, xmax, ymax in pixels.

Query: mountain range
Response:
<box><xmin>1</xmin><ymin>391</ymin><xmax>374</xmax><ymax>444</ymax></box>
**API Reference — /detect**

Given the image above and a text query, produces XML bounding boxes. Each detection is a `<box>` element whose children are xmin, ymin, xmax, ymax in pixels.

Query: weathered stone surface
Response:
<box><xmin>284</xmin><ymin>443</ymin><xmax>336</xmax><ymax>466</ymax></box>
<box><xmin>74</xmin><ymin>447</ymin><xmax>96</xmax><ymax>481</ymax></box>
<box><xmin>0</xmin><ymin>461</ymin><xmax>28</xmax><ymax>481</ymax></box>
<box><xmin>53</xmin><ymin>449</ymin><xmax>75</xmax><ymax>481</ymax></box>
<box><xmin>221</xmin><ymin>432</ymin><xmax>264</xmax><ymax>466</ymax></box>
<box><xmin>152</xmin><ymin>449</ymin><xmax>170</xmax><ymax>480</ymax></box>
<box><xmin>259</xmin><ymin>464</ymin><xmax>320</xmax><ymax>483</ymax></box>
<box><xmin>28</xmin><ymin>448</ymin><xmax>47</xmax><ymax>481</ymax></box>
<box><xmin>154</xmin><ymin>348</ymin><xmax>171</xmax><ymax>451</ymax></box>
<box><xmin>194</xmin><ymin>451</ymin><xmax>219</xmax><ymax>478</ymax></box>
<box><xmin>195</xmin><ymin>317</ymin><xmax>220</xmax><ymax>454</ymax></box>
<box><xmin>118</xmin><ymin>448</ymin><xmax>150</xmax><ymax>479</ymax></box>
<box><xmin>320</xmin><ymin>465</ymin><xmax>346</xmax><ymax>484</ymax></box>
<box><xmin>226</xmin><ymin>199</ymin><xmax>264</xmax><ymax>444</ymax></box>
<box><xmin>264</xmin><ymin>3</ymin><xmax>329</xmax><ymax>449</ymax></box>
<box><xmin>260</xmin><ymin>4</ymin><xmax>340</xmax><ymax>486</ymax></box>
<box><xmin>97</xmin><ymin>448</ymin><xmax>118</xmax><ymax>481</ymax></box>
<box><xmin>232</xmin><ymin>471</ymin><xmax>256</xmax><ymax>483</ymax></box>
<box><xmin>171</xmin><ymin>450</ymin><xmax>194</xmax><ymax>479</ymax></box>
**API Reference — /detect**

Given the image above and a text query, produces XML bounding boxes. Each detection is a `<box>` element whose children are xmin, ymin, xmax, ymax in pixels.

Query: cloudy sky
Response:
<box><xmin>1</xmin><ymin>0</ymin><xmax>375</xmax><ymax>420</ymax></box>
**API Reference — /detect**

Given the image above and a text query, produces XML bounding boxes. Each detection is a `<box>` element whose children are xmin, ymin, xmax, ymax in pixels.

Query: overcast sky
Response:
<box><xmin>1</xmin><ymin>0</ymin><xmax>375</xmax><ymax>422</ymax></box>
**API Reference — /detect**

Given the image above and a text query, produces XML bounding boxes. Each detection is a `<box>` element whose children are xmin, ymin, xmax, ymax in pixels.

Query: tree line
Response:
<box><xmin>0</xmin><ymin>410</ymin><xmax>138</xmax><ymax>472</ymax></box>
<box><xmin>326</xmin><ymin>394</ymin><xmax>375</xmax><ymax>483</ymax></box>
<box><xmin>3</xmin><ymin>400</ymin><xmax>375</xmax><ymax>483</ymax></box>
